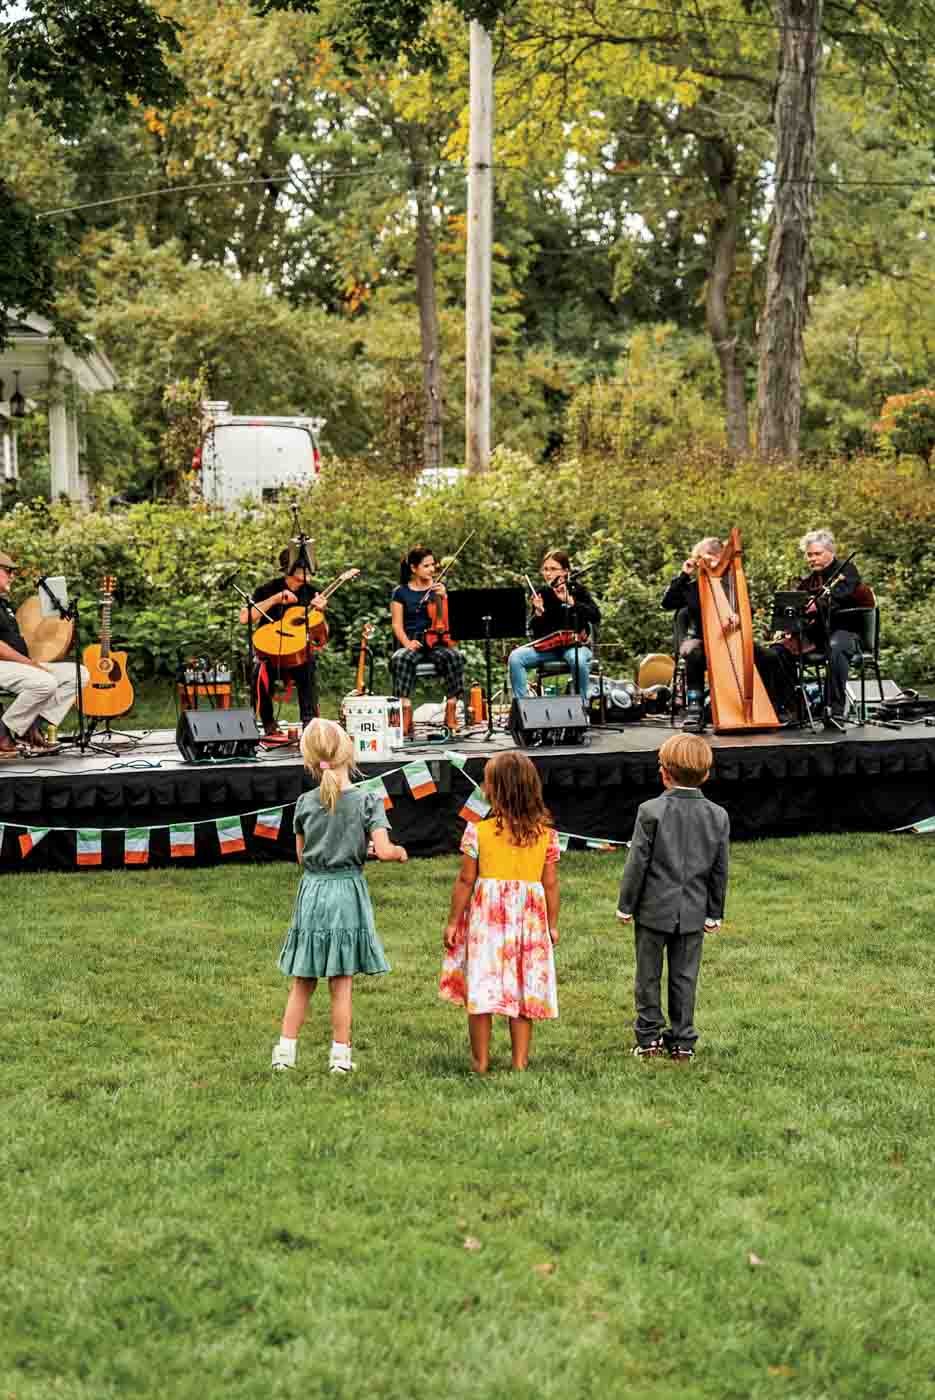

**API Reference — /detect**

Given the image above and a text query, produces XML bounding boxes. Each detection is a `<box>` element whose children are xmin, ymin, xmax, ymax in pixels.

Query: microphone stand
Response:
<box><xmin>811</xmin><ymin>554</ymin><xmax>858</xmax><ymax>733</ymax></box>
<box><xmin>227</xmin><ymin>576</ymin><xmax>278</xmax><ymax>714</ymax></box>
<box><xmin>289</xmin><ymin>504</ymin><xmax>319</xmax><ymax>723</ymax></box>
<box><xmin>35</xmin><ymin>577</ymin><xmax>110</xmax><ymax>755</ymax></box>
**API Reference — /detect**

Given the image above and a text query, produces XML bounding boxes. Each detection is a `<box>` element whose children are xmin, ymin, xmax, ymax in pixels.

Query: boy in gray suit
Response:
<box><xmin>617</xmin><ymin>733</ymin><xmax>729</xmax><ymax>1061</ymax></box>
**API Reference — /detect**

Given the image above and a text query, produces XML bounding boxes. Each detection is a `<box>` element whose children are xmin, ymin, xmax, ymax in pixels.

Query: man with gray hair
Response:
<box><xmin>776</xmin><ymin>528</ymin><xmax>863</xmax><ymax>727</ymax></box>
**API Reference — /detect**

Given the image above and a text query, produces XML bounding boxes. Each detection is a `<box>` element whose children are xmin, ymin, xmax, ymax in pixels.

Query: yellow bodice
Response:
<box><xmin>475</xmin><ymin>819</ymin><xmax>549</xmax><ymax>882</ymax></box>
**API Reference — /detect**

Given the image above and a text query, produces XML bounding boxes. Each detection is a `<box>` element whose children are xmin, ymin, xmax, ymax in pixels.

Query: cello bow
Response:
<box><xmin>697</xmin><ymin>527</ymin><xmax>780</xmax><ymax>734</ymax></box>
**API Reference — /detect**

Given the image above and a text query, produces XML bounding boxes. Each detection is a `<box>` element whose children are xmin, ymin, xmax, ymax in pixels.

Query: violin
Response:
<box><xmin>419</xmin><ymin>530</ymin><xmax>475</xmax><ymax>650</ymax></box>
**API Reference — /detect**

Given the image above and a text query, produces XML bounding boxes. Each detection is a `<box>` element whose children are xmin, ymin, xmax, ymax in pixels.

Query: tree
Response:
<box><xmin>0</xmin><ymin>0</ymin><xmax>183</xmax><ymax>344</ymax></box>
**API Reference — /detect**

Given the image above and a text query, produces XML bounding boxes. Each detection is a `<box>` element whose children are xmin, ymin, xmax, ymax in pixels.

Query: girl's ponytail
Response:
<box><xmin>300</xmin><ymin>719</ymin><xmax>355</xmax><ymax>812</ymax></box>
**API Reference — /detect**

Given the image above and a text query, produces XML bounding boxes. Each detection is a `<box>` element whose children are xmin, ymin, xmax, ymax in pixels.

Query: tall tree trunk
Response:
<box><xmin>703</xmin><ymin>140</ymin><xmax>750</xmax><ymax>457</ymax></box>
<box><xmin>756</xmin><ymin>0</ymin><xmax>824</xmax><ymax>463</ymax></box>
<box><xmin>413</xmin><ymin>168</ymin><xmax>443</xmax><ymax>472</ymax></box>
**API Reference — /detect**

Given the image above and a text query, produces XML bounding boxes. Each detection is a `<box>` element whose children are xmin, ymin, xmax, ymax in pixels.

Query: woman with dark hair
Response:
<box><xmin>390</xmin><ymin>546</ymin><xmax>466</xmax><ymax>727</ymax></box>
<box><xmin>508</xmin><ymin>549</ymin><xmax>600</xmax><ymax>703</ymax></box>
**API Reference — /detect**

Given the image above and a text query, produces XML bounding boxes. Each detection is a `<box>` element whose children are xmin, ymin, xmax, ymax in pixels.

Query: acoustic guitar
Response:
<box><xmin>252</xmin><ymin>568</ymin><xmax>360</xmax><ymax>668</ymax></box>
<box><xmin>81</xmin><ymin>576</ymin><xmax>135</xmax><ymax>718</ymax></box>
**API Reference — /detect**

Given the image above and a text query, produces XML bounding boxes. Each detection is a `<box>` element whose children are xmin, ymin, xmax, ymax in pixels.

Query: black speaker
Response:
<box><xmin>176</xmin><ymin>708</ymin><xmax>262</xmax><ymax>761</ymax></box>
<box><xmin>510</xmin><ymin>695</ymin><xmax>589</xmax><ymax>747</ymax></box>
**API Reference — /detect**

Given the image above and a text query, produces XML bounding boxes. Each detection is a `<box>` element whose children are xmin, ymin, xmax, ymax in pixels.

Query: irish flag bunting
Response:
<box><xmin>216</xmin><ymin>815</ymin><xmax>246</xmax><ymax>854</ymax></box>
<box><xmin>254</xmin><ymin>808</ymin><xmax>284</xmax><ymax>841</ymax></box>
<box><xmin>556</xmin><ymin>832</ymin><xmax>570</xmax><ymax>852</ymax></box>
<box><xmin>170</xmin><ymin>823</ymin><xmax>196</xmax><ymax>858</ymax></box>
<box><xmin>19</xmin><ymin>827</ymin><xmax>49</xmax><ymax>858</ymax></box>
<box><xmin>444</xmin><ymin>750</ymin><xmax>468</xmax><ymax>771</ymax></box>
<box><xmin>76</xmin><ymin>829</ymin><xmax>103</xmax><ymax>867</ymax></box>
<box><xmin>359</xmin><ymin>776</ymin><xmax>392</xmax><ymax>810</ymax></box>
<box><xmin>459</xmin><ymin>789</ymin><xmax>491</xmax><ymax>823</ymax></box>
<box><xmin>124</xmin><ymin>828</ymin><xmax>150</xmax><ymax>866</ymax></box>
<box><xmin>586</xmin><ymin>839</ymin><xmax>617</xmax><ymax>852</ymax></box>
<box><xmin>403</xmin><ymin>759</ymin><xmax>436</xmax><ymax>799</ymax></box>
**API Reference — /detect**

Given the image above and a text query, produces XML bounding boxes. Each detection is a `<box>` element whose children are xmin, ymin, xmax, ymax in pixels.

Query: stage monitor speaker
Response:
<box><xmin>176</xmin><ymin>708</ymin><xmax>261</xmax><ymax>762</ymax></box>
<box><xmin>510</xmin><ymin>695</ymin><xmax>589</xmax><ymax>747</ymax></box>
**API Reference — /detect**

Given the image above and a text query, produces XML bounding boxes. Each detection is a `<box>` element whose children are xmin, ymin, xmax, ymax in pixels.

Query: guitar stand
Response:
<box><xmin>83</xmin><ymin>717</ymin><xmax>140</xmax><ymax>749</ymax></box>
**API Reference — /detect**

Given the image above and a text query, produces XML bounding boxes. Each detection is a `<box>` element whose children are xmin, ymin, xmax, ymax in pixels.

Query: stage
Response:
<box><xmin>1</xmin><ymin>711</ymin><xmax>934</xmax><ymax>872</ymax></box>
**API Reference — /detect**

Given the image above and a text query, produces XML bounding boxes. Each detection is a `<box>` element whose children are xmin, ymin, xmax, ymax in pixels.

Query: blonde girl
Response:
<box><xmin>440</xmin><ymin>751</ymin><xmax>560</xmax><ymax>1073</ymax></box>
<box><xmin>272</xmin><ymin>718</ymin><xmax>406</xmax><ymax>1073</ymax></box>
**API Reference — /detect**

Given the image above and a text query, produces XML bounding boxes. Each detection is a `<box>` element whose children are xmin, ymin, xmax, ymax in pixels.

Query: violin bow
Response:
<box><xmin>417</xmin><ymin>529</ymin><xmax>477</xmax><ymax>607</ymax></box>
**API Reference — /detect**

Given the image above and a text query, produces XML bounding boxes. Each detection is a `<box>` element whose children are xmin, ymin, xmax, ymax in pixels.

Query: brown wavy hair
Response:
<box><xmin>483</xmin><ymin>751</ymin><xmax>552</xmax><ymax>847</ymax></box>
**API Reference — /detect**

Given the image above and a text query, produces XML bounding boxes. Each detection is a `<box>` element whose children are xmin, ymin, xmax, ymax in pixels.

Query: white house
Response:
<box><xmin>0</xmin><ymin>312</ymin><xmax>117</xmax><ymax>503</ymax></box>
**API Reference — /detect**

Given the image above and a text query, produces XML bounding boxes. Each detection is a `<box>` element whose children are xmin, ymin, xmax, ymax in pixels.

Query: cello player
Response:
<box><xmin>239</xmin><ymin>548</ymin><xmax>328</xmax><ymax>737</ymax></box>
<box><xmin>390</xmin><ymin>546</ymin><xmax>466</xmax><ymax>730</ymax></box>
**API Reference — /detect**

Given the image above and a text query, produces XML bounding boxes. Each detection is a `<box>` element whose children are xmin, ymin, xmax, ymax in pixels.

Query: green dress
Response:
<box><xmin>278</xmin><ymin>788</ymin><xmax>391</xmax><ymax>979</ymax></box>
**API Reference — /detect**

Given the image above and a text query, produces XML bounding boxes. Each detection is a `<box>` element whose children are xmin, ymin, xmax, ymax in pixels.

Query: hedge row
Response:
<box><xmin>3</xmin><ymin>451</ymin><xmax>934</xmax><ymax>689</ymax></box>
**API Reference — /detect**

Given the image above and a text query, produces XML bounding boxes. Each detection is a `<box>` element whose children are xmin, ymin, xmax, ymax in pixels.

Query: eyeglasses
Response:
<box><xmin>0</xmin><ymin>566</ymin><xmax>16</xmax><ymax>575</ymax></box>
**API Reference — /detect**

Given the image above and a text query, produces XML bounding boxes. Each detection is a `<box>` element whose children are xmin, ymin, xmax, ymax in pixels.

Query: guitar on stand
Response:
<box><xmin>81</xmin><ymin>576</ymin><xmax>137</xmax><ymax>744</ymax></box>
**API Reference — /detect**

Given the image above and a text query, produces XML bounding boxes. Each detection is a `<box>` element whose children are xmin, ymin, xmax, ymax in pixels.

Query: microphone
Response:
<box><xmin>217</xmin><ymin>569</ymin><xmax>240</xmax><ymax>589</ymax></box>
<box><xmin>567</xmin><ymin>564</ymin><xmax>595</xmax><ymax>581</ymax></box>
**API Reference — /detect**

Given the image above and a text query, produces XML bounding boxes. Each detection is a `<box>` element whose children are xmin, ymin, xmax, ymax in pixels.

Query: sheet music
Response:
<box><xmin>39</xmin><ymin>576</ymin><xmax>68</xmax><ymax>618</ymax></box>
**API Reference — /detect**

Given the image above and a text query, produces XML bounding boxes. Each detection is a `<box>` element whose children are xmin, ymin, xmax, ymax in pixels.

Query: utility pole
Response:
<box><xmin>465</xmin><ymin>20</ymin><xmax>493</xmax><ymax>473</ymax></box>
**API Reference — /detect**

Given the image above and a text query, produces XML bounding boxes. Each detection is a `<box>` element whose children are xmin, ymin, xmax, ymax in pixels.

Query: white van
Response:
<box><xmin>196</xmin><ymin>401</ymin><xmax>325</xmax><ymax>507</ymax></box>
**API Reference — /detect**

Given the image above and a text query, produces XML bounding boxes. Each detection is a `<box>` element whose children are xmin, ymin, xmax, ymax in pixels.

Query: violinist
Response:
<box><xmin>771</xmin><ymin>529</ymin><xmax>863</xmax><ymax>725</ymax></box>
<box><xmin>508</xmin><ymin>550</ymin><xmax>600</xmax><ymax>702</ymax></box>
<box><xmin>390</xmin><ymin>547</ymin><xmax>466</xmax><ymax>720</ymax></box>
<box><xmin>239</xmin><ymin>548</ymin><xmax>328</xmax><ymax>736</ymax></box>
<box><xmin>663</xmin><ymin>537</ymin><xmax>786</xmax><ymax>732</ymax></box>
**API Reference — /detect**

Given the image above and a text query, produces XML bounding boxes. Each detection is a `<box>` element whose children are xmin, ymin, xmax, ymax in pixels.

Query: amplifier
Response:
<box><xmin>176</xmin><ymin>708</ymin><xmax>261</xmax><ymax>761</ymax></box>
<box><xmin>510</xmin><ymin>695</ymin><xmax>589</xmax><ymax>747</ymax></box>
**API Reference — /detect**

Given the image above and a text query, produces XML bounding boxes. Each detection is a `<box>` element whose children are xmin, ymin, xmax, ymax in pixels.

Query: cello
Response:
<box><xmin>696</xmin><ymin>528</ymin><xmax>781</xmax><ymax>733</ymax></box>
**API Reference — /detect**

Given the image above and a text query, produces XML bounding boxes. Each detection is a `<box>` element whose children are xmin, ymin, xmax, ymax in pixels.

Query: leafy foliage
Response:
<box><xmin>874</xmin><ymin>390</ymin><xmax>935</xmax><ymax>466</ymax></box>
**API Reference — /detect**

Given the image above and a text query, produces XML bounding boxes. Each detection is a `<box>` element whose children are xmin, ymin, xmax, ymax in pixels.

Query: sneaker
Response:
<box><xmin>631</xmin><ymin>1040</ymin><xmax>665</xmax><ymax>1059</ymax></box>
<box><xmin>669</xmin><ymin>1046</ymin><xmax>695</xmax><ymax>1062</ymax></box>
<box><xmin>680</xmin><ymin>704</ymin><xmax>704</xmax><ymax>733</ymax></box>
<box><xmin>329</xmin><ymin>1046</ymin><xmax>356</xmax><ymax>1074</ymax></box>
<box><xmin>271</xmin><ymin>1043</ymin><xmax>295</xmax><ymax>1071</ymax></box>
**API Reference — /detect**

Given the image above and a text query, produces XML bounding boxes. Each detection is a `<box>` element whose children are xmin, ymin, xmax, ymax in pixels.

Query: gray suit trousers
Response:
<box><xmin>634</xmin><ymin>923</ymin><xmax>704</xmax><ymax>1049</ymax></box>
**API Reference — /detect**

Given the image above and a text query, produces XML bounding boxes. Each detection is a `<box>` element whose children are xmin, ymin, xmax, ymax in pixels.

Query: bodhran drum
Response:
<box><xmin>16</xmin><ymin>594</ymin><xmax>74</xmax><ymax>663</ymax></box>
<box><xmin>340</xmin><ymin>695</ymin><xmax>404</xmax><ymax>758</ymax></box>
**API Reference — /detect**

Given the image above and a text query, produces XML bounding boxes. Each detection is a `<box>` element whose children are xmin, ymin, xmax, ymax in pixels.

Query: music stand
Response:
<box><xmin>447</xmin><ymin>587</ymin><xmax>527</xmax><ymax>738</ymax></box>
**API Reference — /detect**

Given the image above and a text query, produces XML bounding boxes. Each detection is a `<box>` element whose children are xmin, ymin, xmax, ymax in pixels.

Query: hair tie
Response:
<box><xmin>319</xmin><ymin>759</ymin><xmax>331</xmax><ymax>770</ymax></box>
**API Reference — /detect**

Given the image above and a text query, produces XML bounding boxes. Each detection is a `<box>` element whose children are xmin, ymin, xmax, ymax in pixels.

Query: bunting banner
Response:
<box><xmin>402</xmin><ymin>759</ymin><xmax>437</xmax><ymax>799</ymax></box>
<box><xmin>76</xmin><ymin>829</ymin><xmax>103</xmax><ymax>867</ymax></box>
<box><xmin>0</xmin><ymin>756</ymin><xmax>633</xmax><ymax>869</ymax></box>
<box><xmin>359</xmin><ymin>776</ymin><xmax>393</xmax><ymax>810</ymax></box>
<box><xmin>124</xmin><ymin>828</ymin><xmax>151</xmax><ymax>866</ymax></box>
<box><xmin>19</xmin><ymin>827</ymin><xmax>50</xmax><ymax>858</ymax></box>
<box><xmin>170</xmin><ymin>823</ymin><xmax>196</xmax><ymax>858</ymax></box>
<box><xmin>253</xmin><ymin>808</ymin><xmax>285</xmax><ymax>841</ymax></box>
<box><xmin>459</xmin><ymin>789</ymin><xmax>491</xmax><ymax>823</ymax></box>
<box><xmin>216</xmin><ymin>815</ymin><xmax>246</xmax><ymax>855</ymax></box>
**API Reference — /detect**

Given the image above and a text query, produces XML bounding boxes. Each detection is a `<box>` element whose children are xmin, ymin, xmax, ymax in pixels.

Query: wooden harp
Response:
<box><xmin>697</xmin><ymin>527</ymin><xmax>780</xmax><ymax>733</ymax></box>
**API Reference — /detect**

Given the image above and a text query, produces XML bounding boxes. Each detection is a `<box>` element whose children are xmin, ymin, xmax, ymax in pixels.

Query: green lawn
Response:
<box><xmin>2</xmin><ymin>835</ymin><xmax>935</xmax><ymax>1399</ymax></box>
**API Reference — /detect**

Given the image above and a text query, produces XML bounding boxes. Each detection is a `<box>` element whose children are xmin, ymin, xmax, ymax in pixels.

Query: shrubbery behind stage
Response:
<box><xmin>4</xmin><ymin>449</ymin><xmax>935</xmax><ymax>692</ymax></box>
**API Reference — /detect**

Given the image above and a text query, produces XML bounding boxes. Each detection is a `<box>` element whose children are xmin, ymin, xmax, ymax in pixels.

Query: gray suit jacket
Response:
<box><xmin>617</xmin><ymin>787</ymin><xmax>729</xmax><ymax>933</ymax></box>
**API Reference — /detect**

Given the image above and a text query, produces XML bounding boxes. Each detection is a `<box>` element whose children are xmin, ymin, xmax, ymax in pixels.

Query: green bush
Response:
<box><xmin>3</xmin><ymin>450</ymin><xmax>934</xmax><ymax>688</ymax></box>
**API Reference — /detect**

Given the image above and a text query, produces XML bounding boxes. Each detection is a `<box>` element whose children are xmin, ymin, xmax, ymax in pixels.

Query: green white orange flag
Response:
<box><xmin>444</xmin><ymin>750</ymin><xmax>468</xmax><ymax>771</ymax></box>
<box><xmin>18</xmin><ymin>827</ymin><xmax>49</xmax><ymax>858</ymax></box>
<box><xmin>254</xmin><ymin>808</ymin><xmax>284</xmax><ymax>840</ymax></box>
<box><xmin>459</xmin><ymin>789</ymin><xmax>491</xmax><ymax>823</ymax></box>
<box><xmin>216</xmin><ymin>815</ymin><xmax>246</xmax><ymax>854</ymax></box>
<box><xmin>76</xmin><ymin>829</ymin><xmax>102</xmax><ymax>867</ymax></box>
<box><xmin>556</xmin><ymin>832</ymin><xmax>570</xmax><ymax>852</ymax></box>
<box><xmin>402</xmin><ymin>759</ymin><xmax>436</xmax><ymax>799</ymax></box>
<box><xmin>124</xmin><ymin>828</ymin><xmax>150</xmax><ymax>866</ymax></box>
<box><xmin>586</xmin><ymin>839</ymin><xmax>618</xmax><ymax>852</ymax></box>
<box><xmin>359</xmin><ymin>776</ymin><xmax>393</xmax><ymax>810</ymax></box>
<box><xmin>170</xmin><ymin>823</ymin><xmax>196</xmax><ymax>858</ymax></box>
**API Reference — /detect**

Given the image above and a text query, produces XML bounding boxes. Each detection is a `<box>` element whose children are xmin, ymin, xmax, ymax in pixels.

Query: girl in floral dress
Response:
<box><xmin>440</xmin><ymin>751</ymin><xmax>560</xmax><ymax>1073</ymax></box>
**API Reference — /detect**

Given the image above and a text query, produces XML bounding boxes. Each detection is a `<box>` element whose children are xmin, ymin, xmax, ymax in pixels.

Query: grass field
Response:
<box><xmin>3</xmin><ymin>834</ymin><xmax>935</xmax><ymax>1399</ymax></box>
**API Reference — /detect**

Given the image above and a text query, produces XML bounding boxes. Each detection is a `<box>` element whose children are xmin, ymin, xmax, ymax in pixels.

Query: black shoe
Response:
<box><xmin>669</xmin><ymin>1045</ymin><xmax>695</xmax><ymax>1062</ymax></box>
<box><xmin>681</xmin><ymin>704</ymin><xmax>704</xmax><ymax>733</ymax></box>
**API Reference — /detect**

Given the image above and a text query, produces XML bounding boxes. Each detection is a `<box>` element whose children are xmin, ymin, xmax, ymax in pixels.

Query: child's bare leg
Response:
<box><xmin>328</xmin><ymin>976</ymin><xmax>353</xmax><ymax>1044</ymax></box>
<box><xmin>468</xmin><ymin>1013</ymin><xmax>492</xmax><ymax>1073</ymax></box>
<box><xmin>282</xmin><ymin>977</ymin><xmax>316</xmax><ymax>1037</ymax></box>
<box><xmin>509</xmin><ymin>1016</ymin><xmax>533</xmax><ymax>1070</ymax></box>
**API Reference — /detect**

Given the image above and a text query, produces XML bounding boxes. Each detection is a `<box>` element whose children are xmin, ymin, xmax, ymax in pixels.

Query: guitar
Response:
<box><xmin>252</xmin><ymin>567</ymin><xmax>360</xmax><ymax>668</ymax></box>
<box><xmin>81</xmin><ymin>576</ymin><xmax>135</xmax><ymax>717</ymax></box>
<box><xmin>354</xmin><ymin>622</ymin><xmax>375</xmax><ymax>694</ymax></box>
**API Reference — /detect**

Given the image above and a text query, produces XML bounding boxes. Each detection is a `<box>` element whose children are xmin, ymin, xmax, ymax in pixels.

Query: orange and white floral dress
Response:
<box><xmin>439</xmin><ymin>819</ymin><xmax>560</xmax><ymax>1021</ymax></box>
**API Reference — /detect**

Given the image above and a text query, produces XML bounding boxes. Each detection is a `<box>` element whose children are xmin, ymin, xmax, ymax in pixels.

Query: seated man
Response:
<box><xmin>772</xmin><ymin>528</ymin><xmax>863</xmax><ymax>727</ymax></box>
<box><xmin>240</xmin><ymin>548</ymin><xmax>328</xmax><ymax>736</ymax></box>
<box><xmin>662</xmin><ymin>536</ymin><xmax>786</xmax><ymax>732</ymax></box>
<box><xmin>0</xmin><ymin>550</ymin><xmax>87</xmax><ymax>757</ymax></box>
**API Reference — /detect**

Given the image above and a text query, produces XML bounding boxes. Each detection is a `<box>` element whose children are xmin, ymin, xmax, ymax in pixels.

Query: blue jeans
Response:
<box><xmin>509</xmin><ymin>643</ymin><xmax>592</xmax><ymax>699</ymax></box>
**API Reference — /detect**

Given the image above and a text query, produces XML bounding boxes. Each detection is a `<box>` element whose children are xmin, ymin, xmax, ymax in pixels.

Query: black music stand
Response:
<box><xmin>447</xmin><ymin>587</ymin><xmax>527</xmax><ymax>739</ymax></box>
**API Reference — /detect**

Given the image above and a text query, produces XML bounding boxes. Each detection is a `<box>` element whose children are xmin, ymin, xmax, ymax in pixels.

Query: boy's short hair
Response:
<box><xmin>657</xmin><ymin>733</ymin><xmax>713</xmax><ymax>787</ymax></box>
